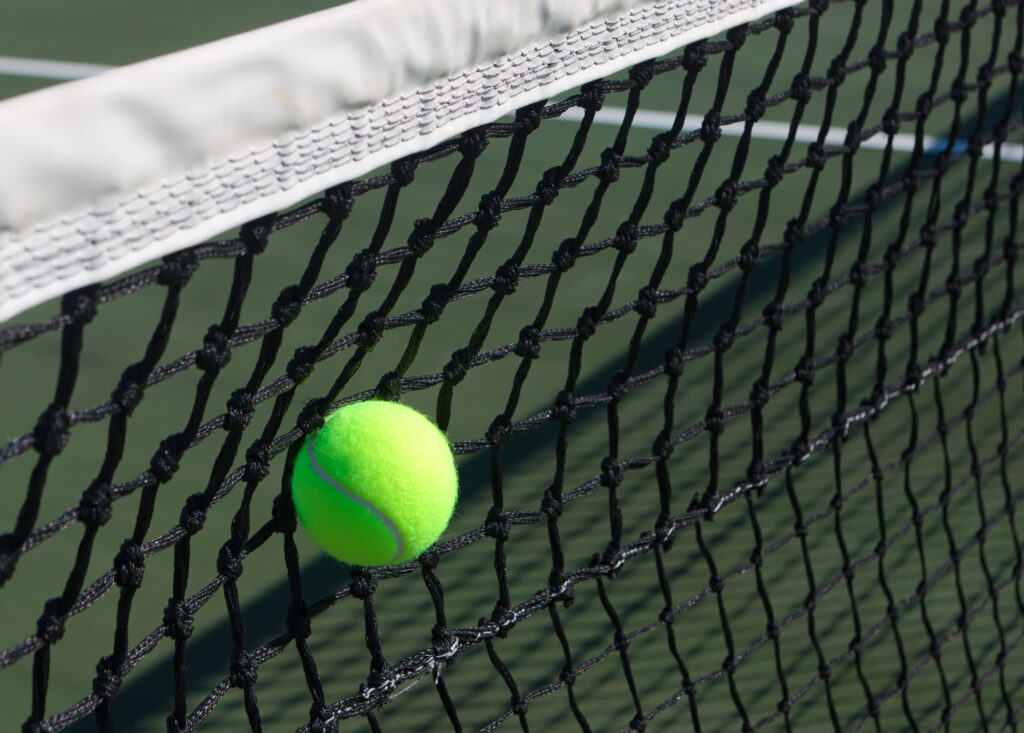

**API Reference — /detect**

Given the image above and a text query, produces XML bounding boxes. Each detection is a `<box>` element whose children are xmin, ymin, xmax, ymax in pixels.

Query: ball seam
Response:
<box><xmin>305</xmin><ymin>437</ymin><xmax>404</xmax><ymax>563</ymax></box>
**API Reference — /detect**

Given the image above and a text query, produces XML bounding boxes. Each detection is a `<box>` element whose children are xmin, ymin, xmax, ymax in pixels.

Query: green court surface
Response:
<box><xmin>1</xmin><ymin>2</ymin><xmax>1023</xmax><ymax>731</ymax></box>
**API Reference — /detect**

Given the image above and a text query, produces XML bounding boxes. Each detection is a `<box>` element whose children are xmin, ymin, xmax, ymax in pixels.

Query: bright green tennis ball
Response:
<box><xmin>291</xmin><ymin>400</ymin><xmax>458</xmax><ymax>566</ymax></box>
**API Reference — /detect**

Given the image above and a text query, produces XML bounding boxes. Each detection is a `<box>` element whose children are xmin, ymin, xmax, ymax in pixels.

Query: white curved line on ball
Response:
<box><xmin>306</xmin><ymin>438</ymin><xmax>404</xmax><ymax>563</ymax></box>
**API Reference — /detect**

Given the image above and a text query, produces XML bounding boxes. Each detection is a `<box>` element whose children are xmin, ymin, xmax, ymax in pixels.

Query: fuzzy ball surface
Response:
<box><xmin>291</xmin><ymin>401</ymin><xmax>458</xmax><ymax>566</ymax></box>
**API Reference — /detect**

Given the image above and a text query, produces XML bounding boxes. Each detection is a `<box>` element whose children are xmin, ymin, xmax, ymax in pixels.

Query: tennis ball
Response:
<box><xmin>290</xmin><ymin>400</ymin><xmax>458</xmax><ymax>566</ymax></box>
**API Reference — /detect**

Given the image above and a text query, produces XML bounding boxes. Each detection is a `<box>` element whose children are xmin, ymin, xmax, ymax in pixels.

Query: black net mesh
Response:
<box><xmin>2</xmin><ymin>0</ymin><xmax>1024</xmax><ymax>730</ymax></box>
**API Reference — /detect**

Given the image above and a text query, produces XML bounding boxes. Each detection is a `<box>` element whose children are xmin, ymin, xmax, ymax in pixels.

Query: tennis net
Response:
<box><xmin>1</xmin><ymin>0</ymin><xmax>1023</xmax><ymax>730</ymax></box>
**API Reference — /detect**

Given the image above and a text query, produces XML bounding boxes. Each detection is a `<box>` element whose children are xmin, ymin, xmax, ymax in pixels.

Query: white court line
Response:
<box><xmin>2</xmin><ymin>54</ymin><xmax>1019</xmax><ymax>163</ymax></box>
<box><xmin>562</xmin><ymin>106</ymin><xmax>1024</xmax><ymax>163</ymax></box>
<box><xmin>0</xmin><ymin>55</ymin><xmax>112</xmax><ymax>80</ymax></box>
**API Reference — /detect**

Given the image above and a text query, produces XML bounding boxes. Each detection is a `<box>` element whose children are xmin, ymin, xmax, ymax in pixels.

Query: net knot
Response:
<box><xmin>357</xmin><ymin>311</ymin><xmax>386</xmax><ymax>348</ymax></box>
<box><xmin>849</xmin><ymin>261</ymin><xmax>868</xmax><ymax>288</ymax></box>
<box><xmin>272</xmin><ymin>284</ymin><xmax>304</xmax><ymax>327</ymax></box>
<box><xmin>915</xmin><ymin>92</ymin><xmax>934</xmax><ymax>117</ymax></box>
<box><xmin>665</xmin><ymin>347</ymin><xmax>685</xmax><ymax>378</ymax></box>
<box><xmin>774</xmin><ymin>8</ymin><xmax>796</xmax><ymax>32</ymax></box>
<box><xmin>476</xmin><ymin>191</ymin><xmax>503</xmax><ymax>231</ymax></box>
<box><xmin>763</xmin><ymin>301</ymin><xmax>783</xmax><ymax>331</ymax></box>
<box><xmin>33</xmin><ymin>403</ymin><xmax>70</xmax><ymax>457</ymax></box>
<box><xmin>62</xmin><ymin>287</ymin><xmax>98</xmax><ymax>325</ymax></box>
<box><xmin>807</xmin><ymin>143</ymin><xmax>826</xmax><ymax>171</ymax></box>
<box><xmin>597</xmin><ymin>147</ymin><xmax>622</xmax><ymax>183</ymax></box>
<box><xmin>725</xmin><ymin>24</ymin><xmax>746</xmax><ymax>50</ymax></box>
<box><xmin>541</xmin><ymin>488</ymin><xmax>563</xmax><ymax>519</ymax></box>
<box><xmin>163</xmin><ymin>599</ymin><xmax>194</xmax><ymax>640</ymax></box>
<box><xmin>865</xmin><ymin>183</ymin><xmax>884</xmax><ymax>211</ymax></box>
<box><xmin>150</xmin><ymin>433</ymin><xmax>184</xmax><ymax>483</ymax></box>
<box><xmin>868</xmin><ymin>45</ymin><xmax>887</xmax><ymax>74</ymax></box>
<box><xmin>217</xmin><ymin>543</ymin><xmax>243</xmax><ymax>581</ymax></box>
<box><xmin>559</xmin><ymin>665</ymin><xmax>578</xmax><ymax>685</ymax></box>
<box><xmin>902</xmin><ymin>169</ymin><xmax>920</xmax><ymax>194</ymax></box>
<box><xmin>1005</xmin><ymin>237</ymin><xmax>1019</xmax><ymax>265</ymax></box>
<box><xmin>608</xmin><ymin>370</ymin><xmax>630</xmax><ymax>401</ymax></box>
<box><xmin>309</xmin><ymin>705</ymin><xmax>338</xmax><ymax>733</ymax></box>
<box><xmin>244</xmin><ymin>440</ymin><xmax>271</xmax><ymax>482</ymax></box>
<box><xmin>951</xmin><ymin>78</ymin><xmax>968</xmax><ymax>104</ymax></box>
<box><xmin>421</xmin><ymin>283</ymin><xmax>452</xmax><ymax>324</ymax></box>
<box><xmin>699</xmin><ymin>110</ymin><xmax>722</xmax><ymax>144</ymax></box>
<box><xmin>629</xmin><ymin>61</ymin><xmax>655</xmax><ymax>90</ymax></box>
<box><xmin>1009</xmin><ymin>51</ymin><xmax>1024</xmax><ymax>75</ymax></box>
<box><xmin>687</xmin><ymin>264</ymin><xmax>708</xmax><ymax>294</ymax></box>
<box><xmin>21</xmin><ymin>720</ymin><xmax>44</xmax><ymax>733</ymax></box>
<box><xmin>790</xmin><ymin>73</ymin><xmax>813</xmax><ymax>104</ymax></box>
<box><xmin>578</xmin><ymin>82</ymin><xmax>604</xmax><ymax>112</ymax></box>
<box><xmin>114</xmin><ymin>540</ymin><xmax>145</xmax><ymax>589</ymax></box>
<box><xmin>715</xmin><ymin>181</ymin><xmax>738</xmax><ymax>211</ymax></box>
<box><xmin>515</xmin><ymin>103</ymin><xmax>543</xmax><ymax>133</ymax></box>
<box><xmin>808</xmin><ymin>278</ymin><xmax>827</xmax><ymax>308</ymax></box>
<box><xmin>196</xmin><ymin>325</ymin><xmax>231</xmax><ymax>370</ymax></box>
<box><xmin>322</xmin><ymin>183</ymin><xmax>354</xmax><ymax>221</ymax></box>
<box><xmin>636</xmin><ymin>287</ymin><xmax>658</xmax><ymax>320</ymax></box>
<box><xmin>828</xmin><ymin>57</ymin><xmax>847</xmax><ymax>86</ymax></box>
<box><xmin>600</xmin><ymin>457</ymin><xmax>623</xmax><ymax>489</ymax></box>
<box><xmin>408</xmin><ymin>218</ymin><xmax>436</xmax><ymax>258</ymax></box>
<box><xmin>272</xmin><ymin>493</ymin><xmax>298</xmax><ymax>534</ymax></box>
<box><xmin>432</xmin><ymin>624</ymin><xmax>457</xmax><ymax>658</ymax></box>
<box><xmin>418</xmin><ymin>548</ymin><xmax>440</xmax><ymax>570</ymax></box>
<box><xmin>224</xmin><ymin>388</ymin><xmax>256</xmax><ymax>431</ymax></box>
<box><xmin>157</xmin><ymin>250</ymin><xmax>199</xmax><ymax>288</ymax></box>
<box><xmin>111</xmin><ymin>362</ymin><xmax>148</xmax><ymax>413</ymax></box>
<box><xmin>945</xmin><ymin>273</ymin><xmax>963</xmax><ymax>299</ymax></box>
<box><xmin>844</xmin><ymin>122</ymin><xmax>862</xmax><ymax>153</ymax></box>
<box><xmin>93</xmin><ymin>656</ymin><xmax>122</xmax><ymax>700</ymax></box>
<box><xmin>36</xmin><ymin>598</ymin><xmax>66</xmax><ymax>645</ymax></box>
<box><xmin>750</xmin><ymin>379</ymin><xmax>771</xmax><ymax>408</ymax></box>
<box><xmin>647</xmin><ymin>133</ymin><xmax>673</xmax><ymax>166</ymax></box>
<box><xmin>484</xmin><ymin>507</ymin><xmax>510</xmax><ymax>541</ymax></box>
<box><xmin>348</xmin><ymin>568</ymin><xmax>377</xmax><ymax>599</ymax></box>
<box><xmin>552</xmin><ymin>238</ymin><xmax>580</xmax><ymax>272</ymax></box>
<box><xmin>459</xmin><ymin>128</ymin><xmax>488</xmax><ymax>159</ymax></box>
<box><xmin>983</xmin><ymin>187</ymin><xmax>1000</xmax><ymax>214</ymax></box>
<box><xmin>486</xmin><ymin>415</ymin><xmax>512</xmax><ymax>447</ymax></box>
<box><xmin>764</xmin><ymin>155</ymin><xmax>785</xmax><ymax>188</ymax></box>
<box><xmin>297</xmin><ymin>400</ymin><xmax>325</xmax><ymax>436</ymax></box>
<box><xmin>653</xmin><ymin>431</ymin><xmax>674</xmax><ymax>460</ymax></box>
<box><xmin>492</xmin><ymin>260</ymin><xmax>520</xmax><ymax>295</ymax></box>
<box><xmin>664</xmin><ymin>202</ymin><xmax>686</xmax><ymax>232</ymax></box>
<box><xmin>443</xmin><ymin>349</ymin><xmax>470</xmax><ymax>386</ymax></box>
<box><xmin>682</xmin><ymin>42</ymin><xmax>708</xmax><ymax>72</ymax></box>
<box><xmin>180</xmin><ymin>493</ymin><xmax>207</xmax><ymax>536</ymax></box>
<box><xmin>747</xmin><ymin>461</ymin><xmax>768</xmax><ymax>490</ymax></box>
<box><xmin>790</xmin><ymin>439</ymin><xmax>810</xmax><ymax>465</ymax></box>
<box><xmin>629</xmin><ymin>714</ymin><xmax>647</xmax><ymax>732</ymax></box>
<box><xmin>576</xmin><ymin>308</ymin><xmax>599</xmax><ymax>340</ymax></box>
<box><xmin>536</xmin><ymin>167</ymin><xmax>562</xmax><ymax>205</ymax></box>
<box><xmin>968</xmin><ymin>133</ymin><xmax>986</xmax><ymax>160</ymax></box>
<box><xmin>374</xmin><ymin>372</ymin><xmax>402</xmax><ymax>401</ymax></box>
<box><xmin>286</xmin><ymin>599</ymin><xmax>312</xmax><ymax>640</ymax></box>
<box><xmin>682</xmin><ymin>676</ymin><xmax>697</xmax><ymax>696</ymax></box>
<box><xmin>510</xmin><ymin>695</ymin><xmax>529</xmax><ymax>717</ymax></box>
<box><xmin>993</xmin><ymin>0</ymin><xmax>1009</xmax><ymax>17</ymax></box>
<box><xmin>705</xmin><ymin>405</ymin><xmax>724</xmax><ymax>436</ymax></box>
<box><xmin>515</xmin><ymin>326</ymin><xmax>541</xmax><ymax>360</ymax></box>
<box><xmin>391</xmin><ymin>157</ymin><xmax>417</xmax><ymax>186</ymax></box>
<box><xmin>229</xmin><ymin>649</ymin><xmax>258</xmax><ymax>688</ymax></box>
<box><xmin>613</xmin><ymin>222</ymin><xmax>638</xmax><ymax>254</ymax></box>
<box><xmin>79</xmin><ymin>480</ymin><xmax>113</xmax><ymax>527</ymax></box>
<box><xmin>345</xmin><ymin>249</ymin><xmax>378</xmax><ymax>292</ymax></box>
<box><xmin>779</xmin><ymin>221</ymin><xmax>802</xmax><ymax>251</ymax></box>
<box><xmin>713</xmin><ymin>325</ymin><xmax>735</xmax><ymax>353</ymax></box>
<box><xmin>552</xmin><ymin>391</ymin><xmax>576</xmax><ymax>424</ymax></box>
<box><xmin>239</xmin><ymin>214</ymin><xmax>275</xmax><ymax>255</ymax></box>
<box><xmin>795</xmin><ymin>356</ymin><xmax>815</xmax><ymax>385</ymax></box>
<box><xmin>745</xmin><ymin>90</ymin><xmax>766</xmax><ymax>122</ymax></box>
